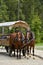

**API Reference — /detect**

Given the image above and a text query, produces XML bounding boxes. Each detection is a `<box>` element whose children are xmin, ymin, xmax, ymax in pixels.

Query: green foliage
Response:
<box><xmin>0</xmin><ymin>0</ymin><xmax>9</xmax><ymax>22</ymax></box>
<box><xmin>31</xmin><ymin>14</ymin><xmax>41</xmax><ymax>43</ymax></box>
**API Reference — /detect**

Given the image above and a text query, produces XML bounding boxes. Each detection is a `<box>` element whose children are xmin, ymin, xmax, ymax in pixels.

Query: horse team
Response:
<box><xmin>5</xmin><ymin>30</ymin><xmax>35</xmax><ymax>59</ymax></box>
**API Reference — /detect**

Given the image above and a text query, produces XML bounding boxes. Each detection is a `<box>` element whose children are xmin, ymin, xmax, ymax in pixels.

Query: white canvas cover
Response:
<box><xmin>0</xmin><ymin>20</ymin><xmax>30</xmax><ymax>30</ymax></box>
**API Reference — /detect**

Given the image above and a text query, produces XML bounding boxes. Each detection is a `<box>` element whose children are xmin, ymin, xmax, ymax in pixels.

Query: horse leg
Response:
<box><xmin>9</xmin><ymin>47</ymin><xmax>12</xmax><ymax>57</ymax></box>
<box><xmin>29</xmin><ymin>46</ymin><xmax>31</xmax><ymax>57</ymax></box>
<box><xmin>27</xmin><ymin>46</ymin><xmax>29</xmax><ymax>59</ymax></box>
<box><xmin>32</xmin><ymin>46</ymin><xmax>34</xmax><ymax>56</ymax></box>
<box><xmin>30</xmin><ymin>46</ymin><xmax>31</xmax><ymax>54</ymax></box>
<box><xmin>5</xmin><ymin>46</ymin><xmax>8</xmax><ymax>53</ymax></box>
<box><xmin>27</xmin><ymin>46</ymin><xmax>29</xmax><ymax>55</ymax></box>
<box><xmin>33</xmin><ymin>46</ymin><xmax>35</xmax><ymax>59</ymax></box>
<box><xmin>22</xmin><ymin>48</ymin><xmax>26</xmax><ymax>56</ymax></box>
<box><xmin>17</xmin><ymin>49</ymin><xmax>18</xmax><ymax>59</ymax></box>
<box><xmin>14</xmin><ymin>49</ymin><xmax>15</xmax><ymax>57</ymax></box>
<box><xmin>19</xmin><ymin>49</ymin><xmax>21</xmax><ymax>59</ymax></box>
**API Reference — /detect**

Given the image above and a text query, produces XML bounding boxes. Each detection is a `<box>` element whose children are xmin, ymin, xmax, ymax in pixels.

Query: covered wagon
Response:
<box><xmin>0</xmin><ymin>20</ymin><xmax>30</xmax><ymax>56</ymax></box>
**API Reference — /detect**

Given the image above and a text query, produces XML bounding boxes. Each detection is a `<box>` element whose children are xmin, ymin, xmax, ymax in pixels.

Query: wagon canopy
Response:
<box><xmin>0</xmin><ymin>20</ymin><xmax>30</xmax><ymax>30</ymax></box>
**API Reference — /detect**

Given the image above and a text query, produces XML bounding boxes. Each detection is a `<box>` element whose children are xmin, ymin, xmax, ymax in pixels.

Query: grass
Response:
<box><xmin>36</xmin><ymin>48</ymin><xmax>43</xmax><ymax>50</ymax></box>
<box><xmin>36</xmin><ymin>42</ymin><xmax>43</xmax><ymax>46</ymax></box>
<box><xmin>35</xmin><ymin>42</ymin><xmax>43</xmax><ymax>50</ymax></box>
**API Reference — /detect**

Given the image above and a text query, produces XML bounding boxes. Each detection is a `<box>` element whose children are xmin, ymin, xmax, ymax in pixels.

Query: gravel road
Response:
<box><xmin>0</xmin><ymin>49</ymin><xmax>43</xmax><ymax>65</ymax></box>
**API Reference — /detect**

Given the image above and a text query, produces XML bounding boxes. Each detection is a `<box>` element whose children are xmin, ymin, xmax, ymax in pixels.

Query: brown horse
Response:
<box><xmin>9</xmin><ymin>32</ymin><xmax>25</xmax><ymax>58</ymax></box>
<box><xmin>9</xmin><ymin>32</ymin><xmax>17</xmax><ymax>56</ymax></box>
<box><xmin>25</xmin><ymin>31</ymin><xmax>35</xmax><ymax>58</ymax></box>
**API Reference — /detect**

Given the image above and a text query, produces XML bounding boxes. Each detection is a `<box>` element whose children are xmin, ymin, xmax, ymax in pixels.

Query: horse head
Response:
<box><xmin>26</xmin><ymin>31</ymin><xmax>31</xmax><ymax>40</ymax></box>
<box><xmin>17</xmin><ymin>31</ymin><xmax>22</xmax><ymax>41</ymax></box>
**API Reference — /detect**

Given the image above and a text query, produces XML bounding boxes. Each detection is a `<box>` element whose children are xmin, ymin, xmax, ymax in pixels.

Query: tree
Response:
<box><xmin>31</xmin><ymin>14</ymin><xmax>41</xmax><ymax>43</ymax></box>
<box><xmin>0</xmin><ymin>0</ymin><xmax>9</xmax><ymax>22</ymax></box>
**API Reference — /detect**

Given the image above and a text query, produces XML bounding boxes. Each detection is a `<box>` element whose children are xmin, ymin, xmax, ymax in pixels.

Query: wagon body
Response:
<box><xmin>0</xmin><ymin>39</ymin><xmax>9</xmax><ymax>46</ymax></box>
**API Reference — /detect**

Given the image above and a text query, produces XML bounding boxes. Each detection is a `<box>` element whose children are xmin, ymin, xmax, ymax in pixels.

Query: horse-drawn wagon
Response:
<box><xmin>0</xmin><ymin>20</ymin><xmax>35</xmax><ymax>59</ymax></box>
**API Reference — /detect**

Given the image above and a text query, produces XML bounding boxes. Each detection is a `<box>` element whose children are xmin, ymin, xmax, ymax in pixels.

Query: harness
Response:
<box><xmin>17</xmin><ymin>37</ymin><xmax>25</xmax><ymax>44</ymax></box>
<box><xmin>17</xmin><ymin>32</ymin><xmax>25</xmax><ymax>43</ymax></box>
<box><xmin>13</xmin><ymin>37</ymin><xmax>18</xmax><ymax>43</ymax></box>
<box><xmin>25</xmin><ymin>31</ymin><xmax>35</xmax><ymax>44</ymax></box>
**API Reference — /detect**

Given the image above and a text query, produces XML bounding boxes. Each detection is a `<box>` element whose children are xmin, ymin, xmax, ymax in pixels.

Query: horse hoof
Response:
<box><xmin>24</xmin><ymin>56</ymin><xmax>26</xmax><ymax>58</ymax></box>
<box><xmin>33</xmin><ymin>57</ymin><xmax>35</xmax><ymax>59</ymax></box>
<box><xmin>17</xmin><ymin>56</ymin><xmax>19</xmax><ymax>59</ymax></box>
<box><xmin>29</xmin><ymin>55</ymin><xmax>31</xmax><ymax>57</ymax></box>
<box><xmin>27</xmin><ymin>57</ymin><xmax>29</xmax><ymax>59</ymax></box>
<box><xmin>14</xmin><ymin>55</ymin><xmax>15</xmax><ymax>57</ymax></box>
<box><xmin>14</xmin><ymin>54</ymin><xmax>15</xmax><ymax>57</ymax></box>
<box><xmin>19</xmin><ymin>57</ymin><xmax>21</xmax><ymax>59</ymax></box>
<box><xmin>26</xmin><ymin>56</ymin><xmax>29</xmax><ymax>59</ymax></box>
<box><xmin>17</xmin><ymin>57</ymin><xmax>19</xmax><ymax>59</ymax></box>
<box><xmin>9</xmin><ymin>55</ymin><xmax>12</xmax><ymax>57</ymax></box>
